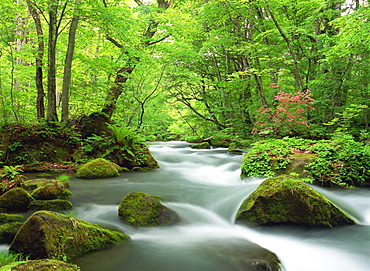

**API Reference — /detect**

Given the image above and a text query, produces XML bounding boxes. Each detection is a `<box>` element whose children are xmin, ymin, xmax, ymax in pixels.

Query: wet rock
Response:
<box><xmin>76</xmin><ymin>158</ymin><xmax>120</xmax><ymax>179</ymax></box>
<box><xmin>9</xmin><ymin>210</ymin><xmax>130</xmax><ymax>260</ymax></box>
<box><xmin>1</xmin><ymin>259</ymin><xmax>80</xmax><ymax>270</ymax></box>
<box><xmin>0</xmin><ymin>222</ymin><xmax>23</xmax><ymax>244</ymax></box>
<box><xmin>207</xmin><ymin>239</ymin><xmax>281</xmax><ymax>271</ymax></box>
<box><xmin>29</xmin><ymin>199</ymin><xmax>73</xmax><ymax>211</ymax></box>
<box><xmin>118</xmin><ymin>192</ymin><xmax>180</xmax><ymax>226</ymax></box>
<box><xmin>191</xmin><ymin>142</ymin><xmax>211</xmax><ymax>149</ymax></box>
<box><xmin>236</xmin><ymin>175</ymin><xmax>355</xmax><ymax>227</ymax></box>
<box><xmin>0</xmin><ymin>188</ymin><xmax>34</xmax><ymax>211</ymax></box>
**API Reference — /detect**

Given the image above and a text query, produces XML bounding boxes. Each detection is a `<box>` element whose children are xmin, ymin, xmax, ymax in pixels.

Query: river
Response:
<box><xmin>70</xmin><ymin>141</ymin><xmax>370</xmax><ymax>271</ymax></box>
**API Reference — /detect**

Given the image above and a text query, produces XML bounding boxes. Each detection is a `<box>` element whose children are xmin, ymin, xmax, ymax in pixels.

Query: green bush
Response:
<box><xmin>306</xmin><ymin>133</ymin><xmax>370</xmax><ymax>187</ymax></box>
<box><xmin>241</xmin><ymin>137</ymin><xmax>314</xmax><ymax>178</ymax></box>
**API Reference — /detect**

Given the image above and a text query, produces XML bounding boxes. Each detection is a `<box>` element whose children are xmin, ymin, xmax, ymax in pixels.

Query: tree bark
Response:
<box><xmin>47</xmin><ymin>2</ymin><xmax>58</xmax><ymax>122</ymax></box>
<box><xmin>101</xmin><ymin>0</ymin><xmax>172</xmax><ymax>118</ymax></box>
<box><xmin>27</xmin><ymin>1</ymin><xmax>45</xmax><ymax>120</ymax></box>
<box><xmin>62</xmin><ymin>4</ymin><xmax>80</xmax><ymax>123</ymax></box>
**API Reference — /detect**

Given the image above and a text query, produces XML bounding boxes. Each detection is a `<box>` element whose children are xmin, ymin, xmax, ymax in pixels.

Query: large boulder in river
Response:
<box><xmin>9</xmin><ymin>210</ymin><xmax>130</xmax><ymax>260</ymax></box>
<box><xmin>0</xmin><ymin>259</ymin><xmax>80</xmax><ymax>271</ymax></box>
<box><xmin>76</xmin><ymin>158</ymin><xmax>120</xmax><ymax>179</ymax></box>
<box><xmin>118</xmin><ymin>192</ymin><xmax>180</xmax><ymax>226</ymax></box>
<box><xmin>0</xmin><ymin>188</ymin><xmax>34</xmax><ymax>211</ymax></box>
<box><xmin>236</xmin><ymin>175</ymin><xmax>355</xmax><ymax>227</ymax></box>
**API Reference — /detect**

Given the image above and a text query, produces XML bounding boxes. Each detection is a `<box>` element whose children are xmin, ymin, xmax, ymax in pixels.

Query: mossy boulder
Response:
<box><xmin>190</xmin><ymin>142</ymin><xmax>211</xmax><ymax>149</ymax></box>
<box><xmin>0</xmin><ymin>259</ymin><xmax>80</xmax><ymax>271</ymax></box>
<box><xmin>0</xmin><ymin>188</ymin><xmax>34</xmax><ymax>211</ymax></box>
<box><xmin>236</xmin><ymin>175</ymin><xmax>355</xmax><ymax>227</ymax></box>
<box><xmin>118</xmin><ymin>192</ymin><xmax>180</xmax><ymax>226</ymax></box>
<box><xmin>76</xmin><ymin>158</ymin><xmax>120</xmax><ymax>179</ymax></box>
<box><xmin>0</xmin><ymin>124</ymin><xmax>79</xmax><ymax>166</ymax></box>
<box><xmin>0</xmin><ymin>222</ymin><xmax>23</xmax><ymax>244</ymax></box>
<box><xmin>0</xmin><ymin>213</ymin><xmax>24</xmax><ymax>223</ymax></box>
<box><xmin>9</xmin><ymin>210</ymin><xmax>130</xmax><ymax>261</ymax></box>
<box><xmin>30</xmin><ymin>181</ymin><xmax>72</xmax><ymax>200</ymax></box>
<box><xmin>23</xmin><ymin>179</ymin><xmax>70</xmax><ymax>191</ymax></box>
<box><xmin>29</xmin><ymin>199</ymin><xmax>73</xmax><ymax>211</ymax></box>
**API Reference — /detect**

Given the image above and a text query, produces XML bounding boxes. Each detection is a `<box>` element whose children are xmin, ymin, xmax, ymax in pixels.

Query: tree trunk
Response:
<box><xmin>27</xmin><ymin>1</ymin><xmax>45</xmax><ymax>120</ymax></box>
<box><xmin>47</xmin><ymin>2</ymin><xmax>58</xmax><ymax>122</ymax></box>
<box><xmin>264</xmin><ymin>0</ymin><xmax>305</xmax><ymax>90</ymax></box>
<box><xmin>101</xmin><ymin>67</ymin><xmax>135</xmax><ymax>118</ymax></box>
<box><xmin>62</xmin><ymin>5</ymin><xmax>80</xmax><ymax>123</ymax></box>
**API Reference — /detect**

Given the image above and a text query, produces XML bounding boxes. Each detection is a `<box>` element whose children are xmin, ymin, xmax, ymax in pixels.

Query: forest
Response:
<box><xmin>0</xmin><ymin>0</ymin><xmax>369</xmax><ymax>142</ymax></box>
<box><xmin>0</xmin><ymin>1</ymin><xmax>370</xmax><ymax>270</ymax></box>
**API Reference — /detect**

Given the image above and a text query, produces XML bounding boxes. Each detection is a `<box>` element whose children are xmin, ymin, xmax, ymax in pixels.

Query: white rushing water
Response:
<box><xmin>71</xmin><ymin>141</ymin><xmax>370</xmax><ymax>271</ymax></box>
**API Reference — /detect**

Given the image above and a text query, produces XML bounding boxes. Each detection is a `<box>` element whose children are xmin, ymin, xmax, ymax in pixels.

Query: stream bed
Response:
<box><xmin>70</xmin><ymin>141</ymin><xmax>370</xmax><ymax>271</ymax></box>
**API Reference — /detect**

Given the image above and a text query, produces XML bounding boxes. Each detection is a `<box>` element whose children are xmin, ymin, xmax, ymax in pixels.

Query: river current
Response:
<box><xmin>70</xmin><ymin>141</ymin><xmax>370</xmax><ymax>271</ymax></box>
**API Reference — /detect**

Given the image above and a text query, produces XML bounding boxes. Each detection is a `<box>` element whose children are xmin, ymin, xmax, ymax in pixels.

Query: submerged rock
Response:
<box><xmin>0</xmin><ymin>188</ymin><xmax>34</xmax><ymax>211</ymax></box>
<box><xmin>1</xmin><ymin>259</ymin><xmax>80</xmax><ymax>270</ymax></box>
<box><xmin>207</xmin><ymin>239</ymin><xmax>281</xmax><ymax>271</ymax></box>
<box><xmin>9</xmin><ymin>210</ymin><xmax>130</xmax><ymax>260</ymax></box>
<box><xmin>76</xmin><ymin>158</ymin><xmax>120</xmax><ymax>179</ymax></box>
<box><xmin>236</xmin><ymin>175</ymin><xmax>355</xmax><ymax>227</ymax></box>
<box><xmin>118</xmin><ymin>192</ymin><xmax>180</xmax><ymax>226</ymax></box>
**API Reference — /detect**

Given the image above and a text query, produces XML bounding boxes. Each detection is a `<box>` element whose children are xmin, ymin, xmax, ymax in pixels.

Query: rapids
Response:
<box><xmin>70</xmin><ymin>141</ymin><xmax>370</xmax><ymax>271</ymax></box>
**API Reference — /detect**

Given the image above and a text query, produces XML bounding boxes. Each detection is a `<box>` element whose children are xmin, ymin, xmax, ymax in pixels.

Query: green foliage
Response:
<box><xmin>0</xmin><ymin>165</ymin><xmax>23</xmax><ymax>182</ymax></box>
<box><xmin>241</xmin><ymin>137</ymin><xmax>314</xmax><ymax>178</ymax></box>
<box><xmin>324</xmin><ymin>104</ymin><xmax>368</xmax><ymax>133</ymax></box>
<box><xmin>306</xmin><ymin>133</ymin><xmax>370</xmax><ymax>187</ymax></box>
<box><xmin>0</xmin><ymin>250</ymin><xmax>27</xmax><ymax>265</ymax></box>
<box><xmin>56</xmin><ymin>174</ymin><xmax>70</xmax><ymax>182</ymax></box>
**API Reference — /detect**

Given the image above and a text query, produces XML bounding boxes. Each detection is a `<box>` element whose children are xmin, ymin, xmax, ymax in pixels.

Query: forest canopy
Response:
<box><xmin>0</xmin><ymin>0</ymin><xmax>369</xmax><ymax>141</ymax></box>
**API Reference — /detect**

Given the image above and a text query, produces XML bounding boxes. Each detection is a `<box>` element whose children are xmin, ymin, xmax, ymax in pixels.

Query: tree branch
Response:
<box><xmin>148</xmin><ymin>34</ymin><xmax>170</xmax><ymax>46</ymax></box>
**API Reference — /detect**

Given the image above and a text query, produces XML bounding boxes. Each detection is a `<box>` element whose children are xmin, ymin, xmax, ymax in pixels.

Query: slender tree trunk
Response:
<box><xmin>62</xmin><ymin>4</ymin><xmax>80</xmax><ymax>123</ymax></box>
<box><xmin>101</xmin><ymin>0</ymin><xmax>172</xmax><ymax>118</ymax></box>
<box><xmin>264</xmin><ymin>0</ymin><xmax>305</xmax><ymax>90</ymax></box>
<box><xmin>47</xmin><ymin>2</ymin><xmax>58</xmax><ymax>122</ymax></box>
<box><xmin>27</xmin><ymin>1</ymin><xmax>45</xmax><ymax>119</ymax></box>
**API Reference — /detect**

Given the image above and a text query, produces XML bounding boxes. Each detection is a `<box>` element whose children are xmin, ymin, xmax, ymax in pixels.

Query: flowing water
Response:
<box><xmin>70</xmin><ymin>142</ymin><xmax>370</xmax><ymax>271</ymax></box>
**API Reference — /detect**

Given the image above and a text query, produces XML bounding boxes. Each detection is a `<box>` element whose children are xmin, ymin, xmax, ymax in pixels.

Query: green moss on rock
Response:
<box><xmin>190</xmin><ymin>142</ymin><xmax>211</xmax><ymax>149</ymax></box>
<box><xmin>9</xmin><ymin>210</ymin><xmax>130</xmax><ymax>261</ymax></box>
<box><xmin>0</xmin><ymin>259</ymin><xmax>80</xmax><ymax>271</ymax></box>
<box><xmin>0</xmin><ymin>213</ymin><xmax>24</xmax><ymax>223</ymax></box>
<box><xmin>29</xmin><ymin>199</ymin><xmax>73</xmax><ymax>211</ymax></box>
<box><xmin>0</xmin><ymin>188</ymin><xmax>34</xmax><ymax>211</ymax></box>
<box><xmin>118</xmin><ymin>192</ymin><xmax>180</xmax><ymax>226</ymax></box>
<box><xmin>23</xmin><ymin>179</ymin><xmax>70</xmax><ymax>191</ymax></box>
<box><xmin>76</xmin><ymin>158</ymin><xmax>120</xmax><ymax>179</ymax></box>
<box><xmin>0</xmin><ymin>222</ymin><xmax>23</xmax><ymax>244</ymax></box>
<box><xmin>31</xmin><ymin>181</ymin><xmax>72</xmax><ymax>200</ymax></box>
<box><xmin>236</xmin><ymin>175</ymin><xmax>355</xmax><ymax>227</ymax></box>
